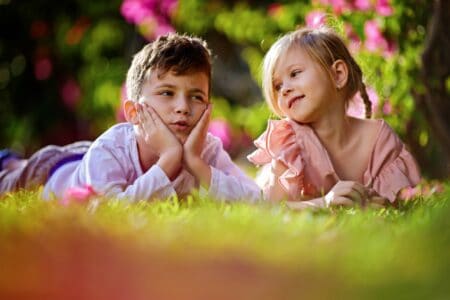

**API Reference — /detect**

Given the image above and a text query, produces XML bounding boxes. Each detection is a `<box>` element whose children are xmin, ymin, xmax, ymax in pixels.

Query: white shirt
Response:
<box><xmin>43</xmin><ymin>123</ymin><xmax>261</xmax><ymax>202</ymax></box>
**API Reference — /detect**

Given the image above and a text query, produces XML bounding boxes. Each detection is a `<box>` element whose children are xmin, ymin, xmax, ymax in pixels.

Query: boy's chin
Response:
<box><xmin>175</xmin><ymin>134</ymin><xmax>188</xmax><ymax>144</ymax></box>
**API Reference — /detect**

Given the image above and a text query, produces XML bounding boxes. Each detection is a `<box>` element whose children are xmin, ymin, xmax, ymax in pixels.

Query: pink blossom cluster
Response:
<box><xmin>306</xmin><ymin>1</ymin><xmax>396</xmax><ymax>57</ymax></box>
<box><xmin>364</xmin><ymin>20</ymin><xmax>396</xmax><ymax>57</ymax></box>
<box><xmin>208</xmin><ymin>119</ymin><xmax>233</xmax><ymax>150</ymax></box>
<box><xmin>120</xmin><ymin>0</ymin><xmax>177</xmax><ymax>40</ymax></box>
<box><xmin>316</xmin><ymin>0</ymin><xmax>393</xmax><ymax>16</ymax></box>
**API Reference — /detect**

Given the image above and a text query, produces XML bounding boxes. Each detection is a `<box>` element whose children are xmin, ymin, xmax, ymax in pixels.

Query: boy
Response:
<box><xmin>0</xmin><ymin>33</ymin><xmax>261</xmax><ymax>203</ymax></box>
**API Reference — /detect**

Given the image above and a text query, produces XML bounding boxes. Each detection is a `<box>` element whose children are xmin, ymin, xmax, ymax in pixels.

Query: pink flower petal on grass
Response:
<box><xmin>61</xmin><ymin>184</ymin><xmax>97</xmax><ymax>206</ymax></box>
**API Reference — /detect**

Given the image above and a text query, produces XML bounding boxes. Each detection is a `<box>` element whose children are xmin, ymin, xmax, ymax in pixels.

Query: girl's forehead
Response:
<box><xmin>273</xmin><ymin>46</ymin><xmax>310</xmax><ymax>76</ymax></box>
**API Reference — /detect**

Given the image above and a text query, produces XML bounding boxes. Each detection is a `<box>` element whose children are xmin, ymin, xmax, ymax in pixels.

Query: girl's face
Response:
<box><xmin>139</xmin><ymin>69</ymin><xmax>209</xmax><ymax>143</ymax></box>
<box><xmin>272</xmin><ymin>46</ymin><xmax>339</xmax><ymax>123</ymax></box>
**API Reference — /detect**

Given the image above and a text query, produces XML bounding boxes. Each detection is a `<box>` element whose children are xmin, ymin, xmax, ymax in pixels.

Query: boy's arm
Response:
<box><xmin>207</xmin><ymin>146</ymin><xmax>262</xmax><ymax>202</ymax></box>
<box><xmin>77</xmin><ymin>138</ymin><xmax>177</xmax><ymax>202</ymax></box>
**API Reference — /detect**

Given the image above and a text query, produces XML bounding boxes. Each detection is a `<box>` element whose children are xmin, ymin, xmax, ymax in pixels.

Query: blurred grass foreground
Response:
<box><xmin>0</xmin><ymin>183</ymin><xmax>449</xmax><ymax>300</ymax></box>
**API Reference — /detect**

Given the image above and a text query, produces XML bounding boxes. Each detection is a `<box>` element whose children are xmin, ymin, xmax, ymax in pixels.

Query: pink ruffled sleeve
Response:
<box><xmin>247</xmin><ymin>120</ymin><xmax>305</xmax><ymax>200</ymax></box>
<box><xmin>365</xmin><ymin>121</ymin><xmax>421</xmax><ymax>203</ymax></box>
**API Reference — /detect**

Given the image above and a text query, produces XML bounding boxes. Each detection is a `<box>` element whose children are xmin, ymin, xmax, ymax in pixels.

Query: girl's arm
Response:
<box><xmin>264</xmin><ymin>159</ymin><xmax>291</xmax><ymax>202</ymax></box>
<box><xmin>285</xmin><ymin>184</ymin><xmax>390</xmax><ymax>211</ymax></box>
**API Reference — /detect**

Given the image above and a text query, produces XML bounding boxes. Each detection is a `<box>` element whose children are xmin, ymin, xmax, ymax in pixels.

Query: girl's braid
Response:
<box><xmin>359</xmin><ymin>81</ymin><xmax>372</xmax><ymax>119</ymax></box>
<box><xmin>348</xmin><ymin>55</ymin><xmax>372</xmax><ymax>119</ymax></box>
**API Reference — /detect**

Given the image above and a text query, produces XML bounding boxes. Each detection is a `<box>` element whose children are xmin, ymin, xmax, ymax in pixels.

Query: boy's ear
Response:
<box><xmin>331</xmin><ymin>59</ymin><xmax>348</xmax><ymax>90</ymax></box>
<box><xmin>124</xmin><ymin>100</ymin><xmax>139</xmax><ymax>124</ymax></box>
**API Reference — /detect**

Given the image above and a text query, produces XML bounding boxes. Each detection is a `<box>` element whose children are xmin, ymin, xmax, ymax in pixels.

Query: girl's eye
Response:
<box><xmin>291</xmin><ymin>70</ymin><xmax>301</xmax><ymax>77</ymax></box>
<box><xmin>274</xmin><ymin>83</ymin><xmax>282</xmax><ymax>92</ymax></box>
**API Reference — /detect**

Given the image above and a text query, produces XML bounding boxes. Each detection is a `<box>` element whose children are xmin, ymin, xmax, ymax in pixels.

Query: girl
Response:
<box><xmin>248</xmin><ymin>27</ymin><xmax>420</xmax><ymax>209</ymax></box>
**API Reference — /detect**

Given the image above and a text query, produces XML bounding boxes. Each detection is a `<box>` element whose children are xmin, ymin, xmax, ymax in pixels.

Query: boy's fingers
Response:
<box><xmin>194</xmin><ymin>104</ymin><xmax>211</xmax><ymax>135</ymax></box>
<box><xmin>147</xmin><ymin>105</ymin><xmax>166</xmax><ymax>128</ymax></box>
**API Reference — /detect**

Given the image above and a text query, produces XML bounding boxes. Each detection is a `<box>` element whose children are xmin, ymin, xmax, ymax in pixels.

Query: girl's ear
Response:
<box><xmin>331</xmin><ymin>59</ymin><xmax>348</xmax><ymax>90</ymax></box>
<box><xmin>124</xmin><ymin>100</ymin><xmax>139</xmax><ymax>124</ymax></box>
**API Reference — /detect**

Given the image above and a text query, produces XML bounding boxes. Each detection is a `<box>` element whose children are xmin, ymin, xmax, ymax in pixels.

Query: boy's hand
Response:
<box><xmin>137</xmin><ymin>103</ymin><xmax>182</xmax><ymax>178</ymax></box>
<box><xmin>183</xmin><ymin>104</ymin><xmax>211</xmax><ymax>161</ymax></box>
<box><xmin>183</xmin><ymin>105</ymin><xmax>212</xmax><ymax>187</ymax></box>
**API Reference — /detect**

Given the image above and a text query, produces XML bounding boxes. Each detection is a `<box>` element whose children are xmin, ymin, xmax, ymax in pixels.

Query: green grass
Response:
<box><xmin>0</xmin><ymin>184</ymin><xmax>449</xmax><ymax>300</ymax></box>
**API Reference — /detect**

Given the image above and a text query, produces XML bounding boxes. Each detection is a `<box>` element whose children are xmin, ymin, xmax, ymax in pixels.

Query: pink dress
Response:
<box><xmin>247</xmin><ymin>119</ymin><xmax>420</xmax><ymax>203</ymax></box>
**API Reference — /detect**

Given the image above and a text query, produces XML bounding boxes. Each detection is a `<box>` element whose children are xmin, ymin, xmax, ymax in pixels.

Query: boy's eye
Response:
<box><xmin>159</xmin><ymin>90</ymin><xmax>173</xmax><ymax>96</ymax></box>
<box><xmin>191</xmin><ymin>95</ymin><xmax>205</xmax><ymax>102</ymax></box>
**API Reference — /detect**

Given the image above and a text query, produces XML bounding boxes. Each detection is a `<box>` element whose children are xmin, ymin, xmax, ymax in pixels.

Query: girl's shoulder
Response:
<box><xmin>350</xmin><ymin>117</ymin><xmax>400</xmax><ymax>149</ymax></box>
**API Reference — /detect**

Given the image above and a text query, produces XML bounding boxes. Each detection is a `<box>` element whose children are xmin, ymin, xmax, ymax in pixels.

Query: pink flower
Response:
<box><xmin>353</xmin><ymin>0</ymin><xmax>372</xmax><ymax>11</ymax></box>
<box><xmin>208</xmin><ymin>119</ymin><xmax>232</xmax><ymax>150</ymax></box>
<box><xmin>60</xmin><ymin>79</ymin><xmax>81</xmax><ymax>110</ymax></box>
<box><xmin>34</xmin><ymin>57</ymin><xmax>52</xmax><ymax>80</ymax></box>
<box><xmin>61</xmin><ymin>184</ymin><xmax>97</xmax><ymax>206</ymax></box>
<box><xmin>347</xmin><ymin>86</ymin><xmax>379</xmax><ymax>118</ymax></box>
<box><xmin>382</xmin><ymin>101</ymin><xmax>392</xmax><ymax>115</ymax></box>
<box><xmin>364</xmin><ymin>20</ymin><xmax>388</xmax><ymax>53</ymax></box>
<box><xmin>305</xmin><ymin>11</ymin><xmax>327</xmax><ymax>29</ymax></box>
<box><xmin>399</xmin><ymin>186</ymin><xmax>420</xmax><ymax>200</ymax></box>
<box><xmin>375</xmin><ymin>0</ymin><xmax>393</xmax><ymax>16</ymax></box>
<box><xmin>345</xmin><ymin>23</ymin><xmax>361</xmax><ymax>53</ymax></box>
<box><xmin>268</xmin><ymin>3</ymin><xmax>283</xmax><ymax>17</ymax></box>
<box><xmin>318</xmin><ymin>0</ymin><xmax>350</xmax><ymax>14</ymax></box>
<box><xmin>121</xmin><ymin>0</ymin><xmax>153</xmax><ymax>24</ymax></box>
<box><xmin>120</xmin><ymin>0</ymin><xmax>177</xmax><ymax>40</ymax></box>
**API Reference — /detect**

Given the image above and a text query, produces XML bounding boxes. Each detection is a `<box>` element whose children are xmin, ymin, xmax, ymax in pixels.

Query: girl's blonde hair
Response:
<box><xmin>262</xmin><ymin>27</ymin><xmax>371</xmax><ymax>118</ymax></box>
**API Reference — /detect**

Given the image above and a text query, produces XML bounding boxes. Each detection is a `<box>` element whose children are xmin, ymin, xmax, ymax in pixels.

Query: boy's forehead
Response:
<box><xmin>144</xmin><ymin>68</ymin><xmax>210</xmax><ymax>91</ymax></box>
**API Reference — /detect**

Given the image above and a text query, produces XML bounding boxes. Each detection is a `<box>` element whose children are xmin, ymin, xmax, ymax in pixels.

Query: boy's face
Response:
<box><xmin>139</xmin><ymin>69</ymin><xmax>210</xmax><ymax>143</ymax></box>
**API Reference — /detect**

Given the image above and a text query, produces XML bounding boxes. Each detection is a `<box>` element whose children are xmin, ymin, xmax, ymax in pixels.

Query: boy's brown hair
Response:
<box><xmin>126</xmin><ymin>33</ymin><xmax>212</xmax><ymax>101</ymax></box>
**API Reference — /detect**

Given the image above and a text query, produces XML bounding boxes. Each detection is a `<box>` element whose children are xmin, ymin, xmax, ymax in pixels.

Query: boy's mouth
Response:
<box><xmin>288</xmin><ymin>95</ymin><xmax>305</xmax><ymax>109</ymax></box>
<box><xmin>170</xmin><ymin>120</ymin><xmax>190</xmax><ymax>131</ymax></box>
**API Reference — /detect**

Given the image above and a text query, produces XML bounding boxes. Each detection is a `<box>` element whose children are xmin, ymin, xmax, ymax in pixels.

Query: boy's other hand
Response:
<box><xmin>183</xmin><ymin>105</ymin><xmax>212</xmax><ymax>187</ymax></box>
<box><xmin>183</xmin><ymin>104</ymin><xmax>211</xmax><ymax>161</ymax></box>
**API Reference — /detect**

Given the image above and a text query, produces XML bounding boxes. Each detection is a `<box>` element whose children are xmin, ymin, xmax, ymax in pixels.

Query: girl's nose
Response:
<box><xmin>281</xmin><ymin>84</ymin><xmax>293</xmax><ymax>96</ymax></box>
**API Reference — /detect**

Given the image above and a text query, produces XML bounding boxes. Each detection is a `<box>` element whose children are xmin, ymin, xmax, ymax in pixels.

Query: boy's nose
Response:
<box><xmin>175</xmin><ymin>97</ymin><xmax>191</xmax><ymax>115</ymax></box>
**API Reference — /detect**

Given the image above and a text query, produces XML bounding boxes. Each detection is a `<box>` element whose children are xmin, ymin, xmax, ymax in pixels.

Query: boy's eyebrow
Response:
<box><xmin>155</xmin><ymin>83</ymin><xmax>176</xmax><ymax>89</ymax></box>
<box><xmin>189</xmin><ymin>88</ymin><xmax>207</xmax><ymax>96</ymax></box>
<box><xmin>154</xmin><ymin>84</ymin><xmax>207</xmax><ymax>96</ymax></box>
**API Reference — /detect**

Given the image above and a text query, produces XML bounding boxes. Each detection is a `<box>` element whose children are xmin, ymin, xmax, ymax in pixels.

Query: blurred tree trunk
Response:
<box><xmin>414</xmin><ymin>0</ymin><xmax>450</xmax><ymax>177</ymax></box>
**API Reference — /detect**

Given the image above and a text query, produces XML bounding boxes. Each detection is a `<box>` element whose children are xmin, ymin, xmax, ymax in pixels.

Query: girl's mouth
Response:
<box><xmin>288</xmin><ymin>95</ymin><xmax>305</xmax><ymax>109</ymax></box>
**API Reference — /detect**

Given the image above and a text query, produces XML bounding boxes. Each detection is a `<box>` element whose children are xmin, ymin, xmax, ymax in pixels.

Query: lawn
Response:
<box><xmin>0</xmin><ymin>183</ymin><xmax>449</xmax><ymax>300</ymax></box>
